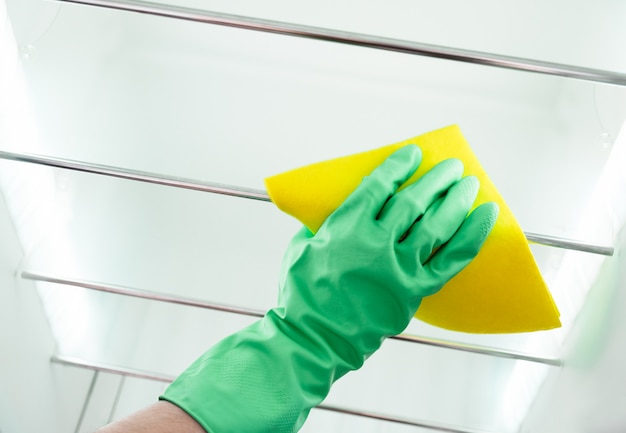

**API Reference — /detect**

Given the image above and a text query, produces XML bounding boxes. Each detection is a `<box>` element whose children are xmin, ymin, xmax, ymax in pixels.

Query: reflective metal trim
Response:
<box><xmin>52</xmin><ymin>354</ymin><xmax>176</xmax><ymax>382</ymax></box>
<box><xmin>56</xmin><ymin>0</ymin><xmax>626</xmax><ymax>85</ymax></box>
<box><xmin>392</xmin><ymin>334</ymin><xmax>561</xmax><ymax>367</ymax></box>
<box><xmin>318</xmin><ymin>404</ymin><xmax>494</xmax><ymax>433</ymax></box>
<box><xmin>74</xmin><ymin>371</ymin><xmax>99</xmax><ymax>433</ymax></box>
<box><xmin>0</xmin><ymin>151</ymin><xmax>268</xmax><ymax>201</ymax></box>
<box><xmin>1</xmin><ymin>150</ymin><xmax>614</xmax><ymax>256</ymax></box>
<box><xmin>22</xmin><ymin>271</ymin><xmax>265</xmax><ymax>318</ymax></box>
<box><xmin>28</xmin><ymin>271</ymin><xmax>562</xmax><ymax>366</ymax></box>
<box><xmin>525</xmin><ymin>232</ymin><xmax>614</xmax><ymax>256</ymax></box>
<box><xmin>51</xmin><ymin>354</ymin><xmax>496</xmax><ymax>433</ymax></box>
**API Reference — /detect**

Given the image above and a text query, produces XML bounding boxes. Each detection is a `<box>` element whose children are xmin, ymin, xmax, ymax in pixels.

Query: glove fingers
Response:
<box><xmin>420</xmin><ymin>201</ymin><xmax>499</xmax><ymax>296</ymax></box>
<box><xmin>378</xmin><ymin>158</ymin><xmax>464</xmax><ymax>238</ymax></box>
<box><xmin>336</xmin><ymin>145</ymin><xmax>422</xmax><ymax>222</ymax></box>
<box><xmin>400</xmin><ymin>175</ymin><xmax>479</xmax><ymax>263</ymax></box>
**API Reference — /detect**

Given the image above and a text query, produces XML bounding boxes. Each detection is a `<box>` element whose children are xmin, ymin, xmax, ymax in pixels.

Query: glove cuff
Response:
<box><xmin>160</xmin><ymin>311</ymin><xmax>349</xmax><ymax>433</ymax></box>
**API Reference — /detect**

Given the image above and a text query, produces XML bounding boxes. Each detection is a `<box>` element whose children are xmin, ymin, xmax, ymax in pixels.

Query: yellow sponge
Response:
<box><xmin>265</xmin><ymin>125</ymin><xmax>561</xmax><ymax>333</ymax></box>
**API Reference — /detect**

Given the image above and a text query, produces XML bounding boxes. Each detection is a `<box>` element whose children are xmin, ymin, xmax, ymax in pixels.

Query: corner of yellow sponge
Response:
<box><xmin>265</xmin><ymin>125</ymin><xmax>561</xmax><ymax>333</ymax></box>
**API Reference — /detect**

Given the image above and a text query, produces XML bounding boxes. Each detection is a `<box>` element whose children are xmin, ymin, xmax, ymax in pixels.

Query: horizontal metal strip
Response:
<box><xmin>0</xmin><ymin>151</ymin><xmax>269</xmax><ymax>202</ymax></box>
<box><xmin>51</xmin><ymin>354</ymin><xmax>496</xmax><ymax>433</ymax></box>
<box><xmin>53</xmin><ymin>354</ymin><xmax>176</xmax><ymax>382</ymax></box>
<box><xmin>57</xmin><ymin>0</ymin><xmax>626</xmax><ymax>86</ymax></box>
<box><xmin>23</xmin><ymin>271</ymin><xmax>265</xmax><ymax>318</ymax></box>
<box><xmin>1</xmin><ymin>150</ymin><xmax>613</xmax><ymax>256</ymax></box>
<box><xmin>392</xmin><ymin>334</ymin><xmax>561</xmax><ymax>366</ymax></box>
<box><xmin>524</xmin><ymin>232</ymin><xmax>613</xmax><ymax>256</ymax></box>
<box><xmin>316</xmin><ymin>405</ymin><xmax>493</xmax><ymax>433</ymax></box>
<box><xmin>26</xmin><ymin>271</ymin><xmax>562</xmax><ymax>366</ymax></box>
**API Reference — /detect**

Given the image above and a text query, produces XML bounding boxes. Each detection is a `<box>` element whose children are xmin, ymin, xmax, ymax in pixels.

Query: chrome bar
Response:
<box><xmin>392</xmin><ymin>334</ymin><xmax>561</xmax><ymax>367</ymax></box>
<box><xmin>22</xmin><ymin>271</ymin><xmax>265</xmax><ymax>318</ymax></box>
<box><xmin>57</xmin><ymin>0</ymin><xmax>626</xmax><ymax>86</ymax></box>
<box><xmin>51</xmin><ymin>354</ymin><xmax>495</xmax><ymax>433</ymax></box>
<box><xmin>525</xmin><ymin>232</ymin><xmax>614</xmax><ymax>256</ymax></box>
<box><xmin>52</xmin><ymin>354</ymin><xmax>176</xmax><ymax>382</ymax></box>
<box><xmin>1</xmin><ymin>150</ymin><xmax>614</xmax><ymax>256</ymax></box>
<box><xmin>27</xmin><ymin>271</ymin><xmax>561</xmax><ymax>366</ymax></box>
<box><xmin>317</xmin><ymin>405</ymin><xmax>493</xmax><ymax>433</ymax></box>
<box><xmin>0</xmin><ymin>151</ymin><xmax>268</xmax><ymax>201</ymax></box>
<box><xmin>74</xmin><ymin>371</ymin><xmax>99</xmax><ymax>433</ymax></box>
<box><xmin>108</xmin><ymin>376</ymin><xmax>126</xmax><ymax>424</ymax></box>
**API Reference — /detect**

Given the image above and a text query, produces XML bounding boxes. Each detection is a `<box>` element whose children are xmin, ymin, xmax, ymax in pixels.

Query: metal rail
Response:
<box><xmin>1</xmin><ymin>150</ymin><xmax>614</xmax><ymax>256</ymax></box>
<box><xmin>525</xmin><ymin>232</ymin><xmax>614</xmax><ymax>256</ymax></box>
<box><xmin>26</xmin><ymin>271</ymin><xmax>562</xmax><ymax>366</ymax></box>
<box><xmin>0</xmin><ymin>151</ymin><xmax>269</xmax><ymax>202</ymax></box>
<box><xmin>56</xmin><ymin>0</ymin><xmax>626</xmax><ymax>86</ymax></box>
<box><xmin>51</xmin><ymin>354</ymin><xmax>497</xmax><ymax>433</ymax></box>
<box><xmin>23</xmin><ymin>271</ymin><xmax>265</xmax><ymax>318</ymax></box>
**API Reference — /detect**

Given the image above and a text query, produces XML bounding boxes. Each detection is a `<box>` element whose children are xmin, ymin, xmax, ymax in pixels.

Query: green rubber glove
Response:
<box><xmin>160</xmin><ymin>145</ymin><xmax>499</xmax><ymax>433</ymax></box>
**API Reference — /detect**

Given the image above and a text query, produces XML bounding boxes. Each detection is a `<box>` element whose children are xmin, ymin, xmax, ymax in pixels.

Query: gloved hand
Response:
<box><xmin>160</xmin><ymin>145</ymin><xmax>499</xmax><ymax>433</ymax></box>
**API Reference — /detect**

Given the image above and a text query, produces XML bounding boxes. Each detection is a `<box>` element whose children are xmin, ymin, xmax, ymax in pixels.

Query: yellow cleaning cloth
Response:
<box><xmin>265</xmin><ymin>125</ymin><xmax>561</xmax><ymax>333</ymax></box>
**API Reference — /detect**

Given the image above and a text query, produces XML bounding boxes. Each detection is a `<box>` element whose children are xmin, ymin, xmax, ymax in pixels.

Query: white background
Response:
<box><xmin>1</xmin><ymin>1</ymin><xmax>626</xmax><ymax>432</ymax></box>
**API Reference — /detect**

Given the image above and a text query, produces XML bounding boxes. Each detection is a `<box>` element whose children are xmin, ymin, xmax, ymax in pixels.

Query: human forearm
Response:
<box><xmin>95</xmin><ymin>401</ymin><xmax>206</xmax><ymax>433</ymax></box>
